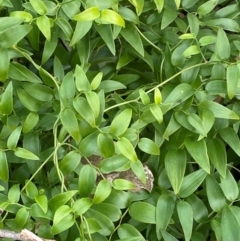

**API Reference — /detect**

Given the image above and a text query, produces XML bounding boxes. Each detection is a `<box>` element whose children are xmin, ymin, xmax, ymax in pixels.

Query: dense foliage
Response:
<box><xmin>1</xmin><ymin>0</ymin><xmax>240</xmax><ymax>240</ymax></box>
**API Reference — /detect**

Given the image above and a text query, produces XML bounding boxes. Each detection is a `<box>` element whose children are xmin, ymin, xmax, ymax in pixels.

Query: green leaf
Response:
<box><xmin>130</xmin><ymin>160</ymin><xmax>146</xmax><ymax>184</ymax></box>
<box><xmin>117</xmin><ymin>137</ymin><xmax>138</xmax><ymax>162</ymax></box>
<box><xmin>161</xmin><ymin>230</ymin><xmax>178</xmax><ymax>241</ymax></box>
<box><xmin>154</xmin><ymin>0</ymin><xmax>164</xmax><ymax>13</ymax></box>
<box><xmin>93</xmin><ymin>180</ymin><xmax>112</xmax><ymax>204</ymax></box>
<box><xmin>0</xmin><ymin>25</ymin><xmax>32</xmax><ymax>48</ymax></box>
<box><xmin>197</xmin><ymin>0</ymin><xmax>218</xmax><ymax>17</ymax></box>
<box><xmin>10</xmin><ymin>11</ymin><xmax>33</xmax><ymax>22</ymax></box>
<box><xmin>220</xmin><ymin>170</ymin><xmax>239</xmax><ymax>201</ymax></box>
<box><xmin>8</xmin><ymin>184</ymin><xmax>20</xmax><ymax>203</ymax></box>
<box><xmin>56</xmin><ymin>18</ymin><xmax>73</xmax><ymax>41</ymax></box>
<box><xmin>0</xmin><ymin>48</ymin><xmax>9</xmax><ymax>82</ymax></box>
<box><xmin>185</xmin><ymin>137</ymin><xmax>210</xmax><ymax>173</ymax></box>
<box><xmin>183</xmin><ymin>45</ymin><xmax>200</xmax><ymax>57</ymax></box>
<box><xmin>0</xmin><ymin>81</ymin><xmax>12</xmax><ymax>114</ymax></box>
<box><xmin>165</xmin><ymin>149</ymin><xmax>186</xmax><ymax>194</ymax></box>
<box><xmin>207</xmin><ymin>139</ymin><xmax>227</xmax><ymax>178</ymax></box>
<box><xmin>98</xmin><ymin>80</ymin><xmax>126</xmax><ymax>93</ymax></box>
<box><xmin>91</xmin><ymin>72</ymin><xmax>103</xmax><ymax>90</ymax></box>
<box><xmin>150</xmin><ymin>104</ymin><xmax>163</xmax><ymax>124</ymax></box>
<box><xmin>60</xmin><ymin>109</ymin><xmax>81</xmax><ymax>143</ymax></box>
<box><xmin>161</xmin><ymin>8</ymin><xmax>178</xmax><ymax>30</ymax></box>
<box><xmin>121</xmin><ymin>25</ymin><xmax>144</xmax><ymax>56</ymax></box>
<box><xmin>187</xmin><ymin>13</ymin><xmax>199</xmax><ymax>36</ymax></box>
<box><xmin>110</xmin><ymin>109</ymin><xmax>132</xmax><ymax>136</ymax></box>
<box><xmin>29</xmin><ymin>0</ymin><xmax>47</xmax><ymax>15</ymax></box>
<box><xmin>227</xmin><ymin>64</ymin><xmax>238</xmax><ymax>99</ymax></box>
<box><xmin>41</xmin><ymin>35</ymin><xmax>58</xmax><ymax>64</ymax></box>
<box><xmin>215</xmin><ymin>28</ymin><xmax>230</xmax><ymax>60</ymax></box>
<box><xmin>156</xmin><ymin>195</ymin><xmax>175</xmax><ymax>231</ymax></box>
<box><xmin>59</xmin><ymin>72</ymin><xmax>75</xmax><ymax>101</ymax></box>
<box><xmin>101</xmin><ymin>9</ymin><xmax>125</xmax><ymax>27</ymax></box>
<box><xmin>23</xmin><ymin>112</ymin><xmax>39</xmax><ymax>133</ymax></box>
<box><xmin>177</xmin><ymin>202</ymin><xmax>193</xmax><ymax>241</ymax></box>
<box><xmin>7</xmin><ymin>126</ymin><xmax>22</xmax><ymax>150</ymax></box>
<box><xmin>129</xmin><ymin>0</ymin><xmax>144</xmax><ymax>16</ymax></box>
<box><xmin>139</xmin><ymin>89</ymin><xmax>150</xmax><ymax>105</ymax></box>
<box><xmin>199</xmin><ymin>36</ymin><xmax>216</xmax><ymax>46</ymax></box>
<box><xmin>112</xmin><ymin>179</ymin><xmax>135</xmax><ymax>191</ymax></box>
<box><xmin>86</xmin><ymin>91</ymin><xmax>100</xmax><ymax>117</ymax></box>
<box><xmin>75</xmin><ymin>65</ymin><xmax>91</xmax><ymax>92</ymax></box>
<box><xmin>15</xmin><ymin>208</ymin><xmax>29</xmax><ymax>229</ymax></box>
<box><xmin>78</xmin><ymin>165</ymin><xmax>97</xmax><ymax>197</ymax></box>
<box><xmin>14</xmin><ymin>147</ymin><xmax>39</xmax><ymax>160</ymax></box>
<box><xmin>179</xmin><ymin>169</ymin><xmax>207</xmax><ymax>198</ymax></box>
<box><xmin>36</xmin><ymin>15</ymin><xmax>51</xmax><ymax>41</ymax></box>
<box><xmin>97</xmin><ymin>133</ymin><xmax>115</xmax><ymax>158</ymax></box>
<box><xmin>129</xmin><ymin>202</ymin><xmax>156</xmax><ymax>223</ymax></box>
<box><xmin>52</xmin><ymin>213</ymin><xmax>74</xmax><ymax>235</ymax></box>
<box><xmin>0</xmin><ymin>151</ymin><xmax>8</xmax><ymax>182</ymax></box>
<box><xmin>59</xmin><ymin>151</ymin><xmax>81</xmax><ymax>176</ymax></box>
<box><xmin>187</xmin><ymin>113</ymin><xmax>206</xmax><ymax>136</ymax></box>
<box><xmin>199</xmin><ymin>100</ymin><xmax>239</xmax><ymax>120</ymax></box>
<box><xmin>53</xmin><ymin>205</ymin><xmax>72</xmax><ymax>225</ymax></box>
<box><xmin>35</xmin><ymin>195</ymin><xmax>48</xmax><ymax>214</ymax></box>
<box><xmin>179</xmin><ymin>33</ymin><xmax>195</xmax><ymax>40</ymax></box>
<box><xmin>72</xmin><ymin>197</ymin><xmax>92</xmax><ymax>215</ymax></box>
<box><xmin>221</xmin><ymin>205</ymin><xmax>240</xmax><ymax>241</ymax></box>
<box><xmin>202</xmin><ymin>18</ymin><xmax>240</xmax><ymax>32</ymax></box>
<box><xmin>72</xmin><ymin>6</ymin><xmax>100</xmax><ymax>21</ymax></box>
<box><xmin>138</xmin><ymin>138</ymin><xmax>160</xmax><ymax>155</ymax></box>
<box><xmin>118</xmin><ymin>224</ymin><xmax>145</xmax><ymax>240</ymax></box>
<box><xmin>206</xmin><ymin>175</ymin><xmax>225</xmax><ymax>212</ymax></box>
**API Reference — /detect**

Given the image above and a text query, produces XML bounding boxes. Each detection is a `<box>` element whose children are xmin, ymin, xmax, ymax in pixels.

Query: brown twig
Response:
<box><xmin>0</xmin><ymin>229</ymin><xmax>56</xmax><ymax>241</ymax></box>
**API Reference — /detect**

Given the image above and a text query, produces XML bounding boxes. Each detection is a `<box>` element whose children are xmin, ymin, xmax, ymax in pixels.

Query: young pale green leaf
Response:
<box><xmin>0</xmin><ymin>151</ymin><xmax>8</xmax><ymax>182</ymax></box>
<box><xmin>52</xmin><ymin>214</ymin><xmax>74</xmax><ymax>235</ymax></box>
<box><xmin>199</xmin><ymin>100</ymin><xmax>239</xmax><ymax>120</ymax></box>
<box><xmin>91</xmin><ymin>72</ymin><xmax>103</xmax><ymax>90</ymax></box>
<box><xmin>150</xmin><ymin>104</ymin><xmax>163</xmax><ymax>124</ymax></box>
<box><xmin>14</xmin><ymin>147</ymin><xmax>39</xmax><ymax>160</ymax></box>
<box><xmin>199</xmin><ymin>36</ymin><xmax>216</xmax><ymax>46</ymax></box>
<box><xmin>183</xmin><ymin>45</ymin><xmax>200</xmax><ymax>58</ymax></box>
<box><xmin>36</xmin><ymin>15</ymin><xmax>51</xmax><ymax>41</ymax></box>
<box><xmin>139</xmin><ymin>89</ymin><xmax>150</xmax><ymax>105</ymax></box>
<box><xmin>117</xmin><ymin>137</ymin><xmax>138</xmax><ymax>162</ymax></box>
<box><xmin>220</xmin><ymin>170</ymin><xmax>239</xmax><ymax>201</ymax></box>
<box><xmin>185</xmin><ymin>137</ymin><xmax>210</xmax><ymax>173</ymax></box>
<box><xmin>221</xmin><ymin>205</ymin><xmax>240</xmax><ymax>241</ymax></box>
<box><xmin>10</xmin><ymin>11</ymin><xmax>33</xmax><ymax>22</ymax></box>
<box><xmin>129</xmin><ymin>0</ymin><xmax>144</xmax><ymax>16</ymax></box>
<box><xmin>186</xmin><ymin>194</ymin><xmax>208</xmax><ymax>223</ymax></box>
<box><xmin>85</xmin><ymin>91</ymin><xmax>100</xmax><ymax>117</ymax></box>
<box><xmin>8</xmin><ymin>184</ymin><xmax>20</xmax><ymax>203</ymax></box>
<box><xmin>0</xmin><ymin>48</ymin><xmax>9</xmax><ymax>82</ymax></box>
<box><xmin>227</xmin><ymin>64</ymin><xmax>238</xmax><ymax>99</ymax></box>
<box><xmin>75</xmin><ymin>65</ymin><xmax>91</xmax><ymax>92</ymax></box>
<box><xmin>53</xmin><ymin>205</ymin><xmax>72</xmax><ymax>225</ymax></box>
<box><xmin>23</xmin><ymin>112</ymin><xmax>39</xmax><ymax>133</ymax></box>
<box><xmin>179</xmin><ymin>169</ymin><xmax>207</xmax><ymax>198</ymax></box>
<box><xmin>7</xmin><ymin>126</ymin><xmax>22</xmax><ymax>150</ymax></box>
<box><xmin>0</xmin><ymin>81</ymin><xmax>12</xmax><ymax>114</ymax></box>
<box><xmin>138</xmin><ymin>138</ymin><xmax>160</xmax><ymax>155</ymax></box>
<box><xmin>130</xmin><ymin>160</ymin><xmax>146</xmax><ymax>184</ymax></box>
<box><xmin>129</xmin><ymin>202</ymin><xmax>156</xmax><ymax>223</ymax></box>
<box><xmin>219</xmin><ymin>127</ymin><xmax>240</xmax><ymax>157</ymax></box>
<box><xmin>59</xmin><ymin>151</ymin><xmax>81</xmax><ymax>176</ymax></box>
<box><xmin>35</xmin><ymin>194</ymin><xmax>48</xmax><ymax>213</ymax></box>
<box><xmin>113</xmin><ymin>179</ymin><xmax>135</xmax><ymax>191</ymax></box>
<box><xmin>93</xmin><ymin>180</ymin><xmax>112</xmax><ymax>204</ymax></box>
<box><xmin>121</xmin><ymin>25</ymin><xmax>144</xmax><ymax>56</ymax></box>
<box><xmin>165</xmin><ymin>149</ymin><xmax>186</xmax><ymax>194</ymax></box>
<box><xmin>72</xmin><ymin>197</ymin><xmax>92</xmax><ymax>215</ymax></box>
<box><xmin>179</xmin><ymin>33</ymin><xmax>195</xmax><ymax>39</ymax></box>
<box><xmin>154</xmin><ymin>88</ymin><xmax>162</xmax><ymax>104</ymax></box>
<box><xmin>100</xmin><ymin>9</ymin><xmax>125</xmax><ymax>27</ymax></box>
<box><xmin>215</xmin><ymin>28</ymin><xmax>230</xmax><ymax>60</ymax></box>
<box><xmin>197</xmin><ymin>0</ymin><xmax>218</xmax><ymax>17</ymax></box>
<box><xmin>78</xmin><ymin>165</ymin><xmax>97</xmax><ymax>197</ymax></box>
<box><xmin>207</xmin><ymin>139</ymin><xmax>226</xmax><ymax>178</ymax></box>
<box><xmin>187</xmin><ymin>113</ymin><xmax>206</xmax><ymax>136</ymax></box>
<box><xmin>177</xmin><ymin>202</ymin><xmax>193</xmax><ymax>241</ymax></box>
<box><xmin>156</xmin><ymin>195</ymin><xmax>175</xmax><ymax>231</ymax></box>
<box><xmin>206</xmin><ymin>175</ymin><xmax>225</xmax><ymax>212</ymax></box>
<box><xmin>29</xmin><ymin>0</ymin><xmax>47</xmax><ymax>15</ymax></box>
<box><xmin>97</xmin><ymin>133</ymin><xmax>115</xmax><ymax>158</ymax></box>
<box><xmin>161</xmin><ymin>8</ymin><xmax>178</xmax><ymax>30</ymax></box>
<box><xmin>174</xmin><ymin>0</ymin><xmax>181</xmax><ymax>9</ymax></box>
<box><xmin>153</xmin><ymin>0</ymin><xmax>164</xmax><ymax>13</ymax></box>
<box><xmin>110</xmin><ymin>109</ymin><xmax>132</xmax><ymax>136</ymax></box>
<box><xmin>72</xmin><ymin>7</ymin><xmax>100</xmax><ymax>22</ymax></box>
<box><xmin>60</xmin><ymin>109</ymin><xmax>81</xmax><ymax>143</ymax></box>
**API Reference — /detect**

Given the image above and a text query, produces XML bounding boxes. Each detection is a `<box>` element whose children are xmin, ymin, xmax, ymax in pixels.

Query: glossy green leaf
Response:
<box><xmin>59</xmin><ymin>71</ymin><xmax>75</xmax><ymax>101</ymax></box>
<box><xmin>98</xmin><ymin>80</ymin><xmax>126</xmax><ymax>93</ymax></box>
<box><xmin>0</xmin><ymin>48</ymin><xmax>9</xmax><ymax>82</ymax></box>
<box><xmin>185</xmin><ymin>137</ymin><xmax>210</xmax><ymax>173</ymax></box>
<box><xmin>0</xmin><ymin>151</ymin><xmax>8</xmax><ymax>182</ymax></box>
<box><xmin>93</xmin><ymin>180</ymin><xmax>112</xmax><ymax>204</ymax></box>
<box><xmin>117</xmin><ymin>137</ymin><xmax>138</xmax><ymax>162</ymax></box>
<box><xmin>199</xmin><ymin>100</ymin><xmax>239</xmax><ymax>120</ymax></box>
<box><xmin>207</xmin><ymin>139</ymin><xmax>226</xmax><ymax>178</ymax></box>
<box><xmin>177</xmin><ymin>202</ymin><xmax>193</xmax><ymax>241</ymax></box>
<box><xmin>199</xmin><ymin>36</ymin><xmax>216</xmax><ymax>46</ymax></box>
<box><xmin>139</xmin><ymin>89</ymin><xmax>150</xmax><ymax>105</ymax></box>
<box><xmin>14</xmin><ymin>147</ymin><xmax>39</xmax><ymax>160</ymax></box>
<box><xmin>187</xmin><ymin>113</ymin><xmax>206</xmax><ymax>136</ymax></box>
<box><xmin>41</xmin><ymin>35</ymin><xmax>57</xmax><ymax>64</ymax></box>
<box><xmin>35</xmin><ymin>194</ymin><xmax>48</xmax><ymax>213</ymax></box>
<box><xmin>53</xmin><ymin>205</ymin><xmax>72</xmax><ymax>225</ymax></box>
<box><xmin>138</xmin><ymin>138</ymin><xmax>160</xmax><ymax>155</ymax></box>
<box><xmin>97</xmin><ymin>133</ymin><xmax>115</xmax><ymax>158</ymax></box>
<box><xmin>52</xmin><ymin>213</ymin><xmax>74</xmax><ymax>235</ymax></box>
<box><xmin>215</xmin><ymin>28</ymin><xmax>230</xmax><ymax>60</ymax></box>
<box><xmin>202</xmin><ymin>18</ymin><xmax>240</xmax><ymax>32</ymax></box>
<box><xmin>156</xmin><ymin>194</ymin><xmax>175</xmax><ymax>231</ymax></box>
<box><xmin>154</xmin><ymin>0</ymin><xmax>164</xmax><ymax>13</ymax></box>
<box><xmin>91</xmin><ymin>72</ymin><xmax>103</xmax><ymax>90</ymax></box>
<box><xmin>161</xmin><ymin>230</ymin><xmax>178</xmax><ymax>241</ymax></box>
<box><xmin>206</xmin><ymin>175</ymin><xmax>225</xmax><ymax>212</ymax></box>
<box><xmin>165</xmin><ymin>149</ymin><xmax>186</xmax><ymax>194</ymax></box>
<box><xmin>23</xmin><ymin>112</ymin><xmax>39</xmax><ymax>133</ymax></box>
<box><xmin>161</xmin><ymin>8</ymin><xmax>178</xmax><ymax>30</ymax></box>
<box><xmin>72</xmin><ymin>197</ymin><xmax>92</xmax><ymax>215</ymax></box>
<box><xmin>0</xmin><ymin>81</ymin><xmax>12</xmax><ymax>114</ymax></box>
<box><xmin>130</xmin><ymin>160</ymin><xmax>146</xmax><ymax>184</ymax></box>
<box><xmin>129</xmin><ymin>202</ymin><xmax>156</xmax><ymax>223</ymax></box>
<box><xmin>197</xmin><ymin>0</ymin><xmax>218</xmax><ymax>17</ymax></box>
<box><xmin>86</xmin><ymin>91</ymin><xmax>100</xmax><ymax>117</ymax></box>
<box><xmin>81</xmin><ymin>218</ymin><xmax>101</xmax><ymax>234</ymax></box>
<box><xmin>7</xmin><ymin>126</ymin><xmax>22</xmax><ymax>150</ymax></box>
<box><xmin>179</xmin><ymin>169</ymin><xmax>207</xmax><ymax>198</ymax></box>
<box><xmin>183</xmin><ymin>45</ymin><xmax>200</xmax><ymax>57</ymax></box>
<box><xmin>56</xmin><ymin>18</ymin><xmax>73</xmax><ymax>41</ymax></box>
<box><xmin>72</xmin><ymin>6</ymin><xmax>100</xmax><ymax>21</ymax></box>
<box><xmin>8</xmin><ymin>184</ymin><xmax>20</xmax><ymax>203</ymax></box>
<box><xmin>129</xmin><ymin>0</ymin><xmax>144</xmax><ymax>16</ymax></box>
<box><xmin>220</xmin><ymin>170</ymin><xmax>239</xmax><ymax>201</ymax></box>
<box><xmin>227</xmin><ymin>64</ymin><xmax>238</xmax><ymax>99</ymax></box>
<box><xmin>187</xmin><ymin>13</ymin><xmax>199</xmax><ymax>36</ymax></box>
<box><xmin>75</xmin><ymin>65</ymin><xmax>91</xmax><ymax>92</ymax></box>
<box><xmin>78</xmin><ymin>165</ymin><xmax>97</xmax><ymax>197</ymax></box>
<box><xmin>36</xmin><ymin>15</ymin><xmax>51</xmax><ymax>41</ymax></box>
<box><xmin>118</xmin><ymin>224</ymin><xmax>145</xmax><ymax>240</ymax></box>
<box><xmin>199</xmin><ymin>108</ymin><xmax>215</xmax><ymax>134</ymax></box>
<box><xmin>101</xmin><ymin>9</ymin><xmax>125</xmax><ymax>27</ymax></box>
<box><xmin>150</xmin><ymin>104</ymin><xmax>163</xmax><ymax>124</ymax></box>
<box><xmin>29</xmin><ymin>0</ymin><xmax>47</xmax><ymax>15</ymax></box>
<box><xmin>15</xmin><ymin>208</ymin><xmax>29</xmax><ymax>229</ymax></box>
<box><xmin>112</xmin><ymin>179</ymin><xmax>135</xmax><ymax>191</ymax></box>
